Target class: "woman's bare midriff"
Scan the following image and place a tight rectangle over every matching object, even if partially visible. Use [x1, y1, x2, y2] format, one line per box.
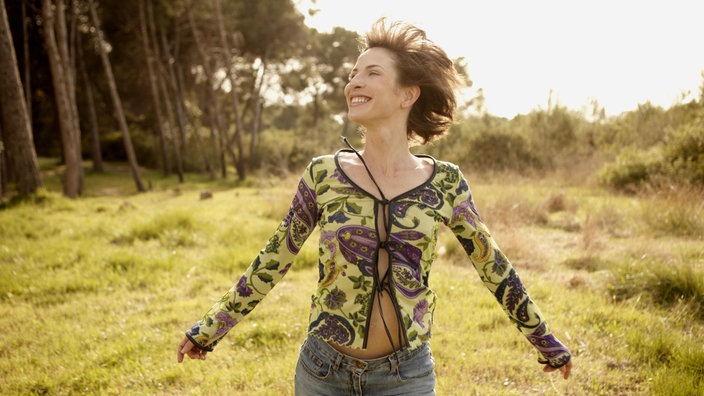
[328, 290, 406, 359]
[328, 230, 406, 360]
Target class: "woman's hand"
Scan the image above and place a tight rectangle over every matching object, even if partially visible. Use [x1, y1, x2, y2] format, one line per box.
[543, 359, 572, 379]
[177, 337, 208, 363]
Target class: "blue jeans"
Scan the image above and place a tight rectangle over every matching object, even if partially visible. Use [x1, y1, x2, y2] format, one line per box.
[294, 335, 436, 396]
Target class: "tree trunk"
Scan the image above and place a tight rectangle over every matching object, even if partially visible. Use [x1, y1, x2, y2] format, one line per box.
[179, 63, 213, 175]
[87, 0, 146, 192]
[249, 53, 267, 169]
[56, 0, 82, 164]
[138, 0, 170, 176]
[21, 0, 31, 123]
[186, 4, 227, 178]
[213, 0, 246, 180]
[76, 33, 103, 172]
[0, 132, 6, 199]
[1, 0, 42, 197]
[147, 0, 183, 182]
[41, 0, 82, 198]
[212, 82, 227, 179]
[201, 85, 219, 180]
[160, 22, 189, 179]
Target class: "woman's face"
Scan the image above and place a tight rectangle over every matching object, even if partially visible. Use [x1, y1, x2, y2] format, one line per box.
[344, 47, 408, 127]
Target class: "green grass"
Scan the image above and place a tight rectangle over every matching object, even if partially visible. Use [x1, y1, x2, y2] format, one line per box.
[1, 164, 703, 395]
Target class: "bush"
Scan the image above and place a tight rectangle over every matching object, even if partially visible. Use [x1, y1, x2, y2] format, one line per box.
[464, 129, 544, 173]
[252, 123, 345, 176]
[662, 118, 704, 185]
[597, 112, 704, 192]
[597, 147, 662, 192]
[100, 128, 160, 168]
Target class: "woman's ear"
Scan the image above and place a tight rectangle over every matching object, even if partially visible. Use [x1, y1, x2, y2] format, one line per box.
[401, 85, 420, 108]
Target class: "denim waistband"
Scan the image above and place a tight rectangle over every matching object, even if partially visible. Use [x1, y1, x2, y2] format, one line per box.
[304, 335, 429, 373]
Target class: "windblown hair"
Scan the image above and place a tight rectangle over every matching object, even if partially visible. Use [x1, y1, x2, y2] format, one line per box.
[362, 18, 463, 144]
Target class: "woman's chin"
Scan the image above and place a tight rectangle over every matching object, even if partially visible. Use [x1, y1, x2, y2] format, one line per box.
[347, 112, 367, 125]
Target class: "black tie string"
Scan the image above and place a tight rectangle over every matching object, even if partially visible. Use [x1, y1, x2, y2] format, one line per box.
[340, 136, 403, 361]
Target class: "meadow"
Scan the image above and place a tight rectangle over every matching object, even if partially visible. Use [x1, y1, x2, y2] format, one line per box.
[1, 161, 703, 395]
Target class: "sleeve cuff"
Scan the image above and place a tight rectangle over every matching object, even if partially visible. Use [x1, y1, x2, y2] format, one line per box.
[538, 353, 571, 369]
[185, 332, 216, 352]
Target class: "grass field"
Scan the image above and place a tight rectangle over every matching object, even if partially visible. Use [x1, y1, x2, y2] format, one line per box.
[1, 162, 703, 395]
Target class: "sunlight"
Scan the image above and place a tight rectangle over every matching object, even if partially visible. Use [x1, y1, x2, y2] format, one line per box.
[297, 0, 704, 118]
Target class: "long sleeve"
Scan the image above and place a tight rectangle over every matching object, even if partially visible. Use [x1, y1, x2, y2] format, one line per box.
[185, 162, 320, 351]
[446, 167, 571, 368]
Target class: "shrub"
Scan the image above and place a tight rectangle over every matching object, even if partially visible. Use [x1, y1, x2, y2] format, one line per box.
[463, 129, 544, 174]
[597, 112, 704, 192]
[252, 125, 343, 177]
[597, 147, 663, 192]
[661, 118, 704, 185]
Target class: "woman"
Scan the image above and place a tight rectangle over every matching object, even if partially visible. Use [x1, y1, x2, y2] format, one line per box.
[177, 18, 572, 395]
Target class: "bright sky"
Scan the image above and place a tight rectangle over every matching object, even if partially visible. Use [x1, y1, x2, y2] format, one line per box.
[296, 0, 704, 118]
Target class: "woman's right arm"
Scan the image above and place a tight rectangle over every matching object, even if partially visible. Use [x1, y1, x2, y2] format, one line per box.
[178, 160, 322, 356]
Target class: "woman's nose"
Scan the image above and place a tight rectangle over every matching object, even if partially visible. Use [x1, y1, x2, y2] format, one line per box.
[348, 74, 364, 87]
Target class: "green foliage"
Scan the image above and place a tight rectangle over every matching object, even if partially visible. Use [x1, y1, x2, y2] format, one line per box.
[9, 0, 703, 188]
[464, 129, 545, 173]
[597, 111, 704, 192]
[661, 115, 704, 185]
[423, 99, 700, 186]
[421, 105, 602, 176]
[252, 124, 343, 176]
[528, 106, 578, 156]
[421, 117, 545, 174]
[597, 146, 663, 192]
[100, 129, 160, 168]
[233, 0, 308, 59]
[595, 102, 670, 152]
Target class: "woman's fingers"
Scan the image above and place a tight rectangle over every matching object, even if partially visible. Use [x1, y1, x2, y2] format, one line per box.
[177, 337, 191, 363]
[543, 360, 572, 379]
[177, 338, 207, 362]
[560, 360, 572, 379]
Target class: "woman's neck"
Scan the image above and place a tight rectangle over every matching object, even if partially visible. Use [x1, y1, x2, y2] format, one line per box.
[360, 128, 418, 176]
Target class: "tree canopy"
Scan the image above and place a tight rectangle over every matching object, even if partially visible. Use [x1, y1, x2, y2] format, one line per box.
[1, 0, 703, 199]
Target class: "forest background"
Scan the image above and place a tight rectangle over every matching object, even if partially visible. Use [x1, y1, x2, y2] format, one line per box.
[1, 0, 703, 395]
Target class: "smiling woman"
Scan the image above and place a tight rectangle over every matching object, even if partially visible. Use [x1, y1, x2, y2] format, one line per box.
[178, 17, 571, 395]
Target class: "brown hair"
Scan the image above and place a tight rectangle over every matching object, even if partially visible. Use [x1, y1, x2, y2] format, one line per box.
[362, 18, 463, 144]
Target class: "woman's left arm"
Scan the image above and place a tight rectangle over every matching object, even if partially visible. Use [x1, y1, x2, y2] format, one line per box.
[445, 166, 572, 372]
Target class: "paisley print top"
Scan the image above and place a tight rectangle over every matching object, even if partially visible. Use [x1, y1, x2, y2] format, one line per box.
[185, 150, 571, 368]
